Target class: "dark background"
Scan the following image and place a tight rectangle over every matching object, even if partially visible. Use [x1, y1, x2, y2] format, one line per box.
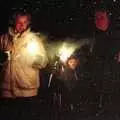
[0, 0, 118, 38]
[1, 1, 120, 120]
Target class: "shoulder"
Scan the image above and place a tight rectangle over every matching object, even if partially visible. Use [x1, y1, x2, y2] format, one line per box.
[26, 30, 45, 38]
[30, 32, 47, 43]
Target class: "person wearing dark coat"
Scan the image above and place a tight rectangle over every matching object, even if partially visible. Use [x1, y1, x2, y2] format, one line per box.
[92, 8, 115, 115]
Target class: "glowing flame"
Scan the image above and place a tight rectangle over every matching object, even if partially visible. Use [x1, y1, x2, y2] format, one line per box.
[58, 43, 76, 63]
[26, 40, 40, 56]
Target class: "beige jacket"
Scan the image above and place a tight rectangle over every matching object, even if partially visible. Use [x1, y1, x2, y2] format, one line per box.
[0, 28, 48, 98]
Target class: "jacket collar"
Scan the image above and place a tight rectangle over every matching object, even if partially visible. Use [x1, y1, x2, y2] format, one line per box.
[9, 27, 31, 38]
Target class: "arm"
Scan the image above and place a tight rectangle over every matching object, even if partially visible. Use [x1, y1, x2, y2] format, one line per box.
[32, 34, 48, 69]
[0, 34, 9, 65]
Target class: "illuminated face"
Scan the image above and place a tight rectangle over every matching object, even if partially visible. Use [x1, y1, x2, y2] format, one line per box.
[95, 11, 109, 31]
[15, 15, 29, 33]
[67, 58, 79, 70]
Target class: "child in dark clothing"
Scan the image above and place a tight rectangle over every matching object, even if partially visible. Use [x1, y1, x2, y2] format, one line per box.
[60, 55, 79, 90]
[59, 55, 80, 111]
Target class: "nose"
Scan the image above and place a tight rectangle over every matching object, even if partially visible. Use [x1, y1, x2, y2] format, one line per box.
[20, 24, 24, 27]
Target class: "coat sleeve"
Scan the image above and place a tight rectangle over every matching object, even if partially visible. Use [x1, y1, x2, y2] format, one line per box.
[32, 34, 48, 69]
[0, 34, 4, 50]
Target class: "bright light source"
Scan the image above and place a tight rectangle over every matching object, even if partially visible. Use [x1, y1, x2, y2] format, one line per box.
[26, 40, 40, 56]
[58, 43, 76, 63]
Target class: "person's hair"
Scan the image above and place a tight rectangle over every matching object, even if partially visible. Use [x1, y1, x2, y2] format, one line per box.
[9, 11, 31, 27]
[66, 55, 79, 65]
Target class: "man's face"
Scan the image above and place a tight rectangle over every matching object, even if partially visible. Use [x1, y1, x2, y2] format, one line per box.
[15, 15, 29, 33]
[95, 11, 109, 31]
[67, 58, 79, 70]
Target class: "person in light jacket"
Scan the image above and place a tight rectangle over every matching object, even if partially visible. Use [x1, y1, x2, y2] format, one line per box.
[0, 11, 48, 98]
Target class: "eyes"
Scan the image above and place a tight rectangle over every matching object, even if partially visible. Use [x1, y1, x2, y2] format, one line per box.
[16, 16, 29, 26]
[96, 16, 106, 20]
[16, 20, 28, 26]
[95, 12, 108, 21]
[68, 60, 78, 65]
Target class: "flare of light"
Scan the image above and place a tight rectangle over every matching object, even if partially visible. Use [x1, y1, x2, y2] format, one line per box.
[58, 43, 77, 63]
[26, 40, 40, 56]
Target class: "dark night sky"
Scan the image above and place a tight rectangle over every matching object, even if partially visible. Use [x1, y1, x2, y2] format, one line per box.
[0, 0, 119, 38]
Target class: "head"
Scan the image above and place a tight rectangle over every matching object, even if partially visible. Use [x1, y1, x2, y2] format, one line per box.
[10, 11, 31, 33]
[66, 56, 79, 70]
[95, 10, 110, 31]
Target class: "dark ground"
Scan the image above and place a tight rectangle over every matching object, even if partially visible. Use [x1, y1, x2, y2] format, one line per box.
[0, 0, 120, 120]
[0, 89, 120, 120]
